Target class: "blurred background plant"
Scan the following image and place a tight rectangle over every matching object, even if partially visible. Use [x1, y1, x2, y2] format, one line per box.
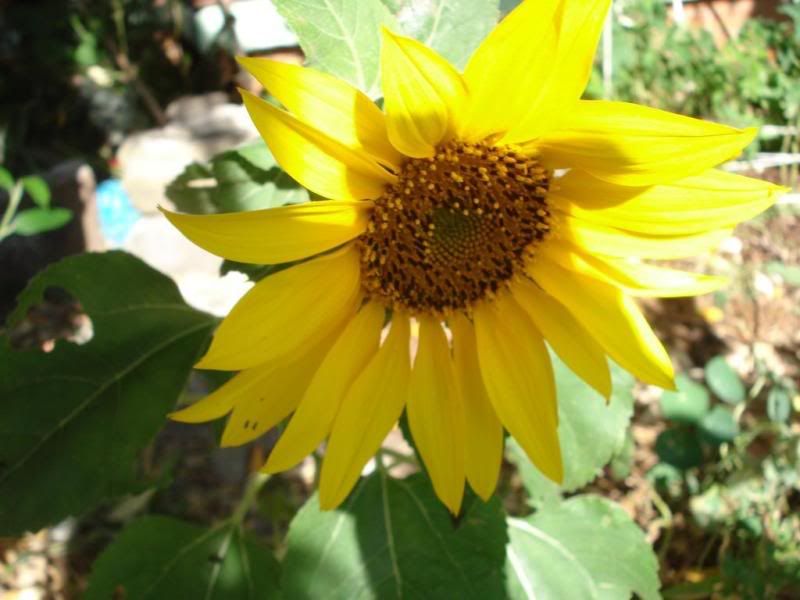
[1, 1, 799, 598]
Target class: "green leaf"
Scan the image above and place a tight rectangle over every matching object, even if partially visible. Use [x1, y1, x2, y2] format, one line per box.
[167, 146, 308, 215]
[0, 252, 216, 535]
[506, 495, 660, 600]
[705, 356, 746, 405]
[766, 386, 792, 423]
[385, 0, 499, 69]
[0, 166, 13, 191]
[655, 428, 704, 470]
[281, 472, 507, 599]
[13, 207, 73, 235]
[506, 355, 635, 506]
[21, 175, 51, 208]
[84, 516, 280, 599]
[660, 374, 710, 424]
[765, 261, 800, 287]
[699, 405, 739, 444]
[273, 0, 393, 97]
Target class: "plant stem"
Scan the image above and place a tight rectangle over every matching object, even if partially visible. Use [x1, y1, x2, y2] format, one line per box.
[230, 472, 270, 526]
[0, 181, 24, 242]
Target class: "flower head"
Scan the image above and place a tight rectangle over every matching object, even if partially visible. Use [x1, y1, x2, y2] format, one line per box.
[164, 0, 783, 513]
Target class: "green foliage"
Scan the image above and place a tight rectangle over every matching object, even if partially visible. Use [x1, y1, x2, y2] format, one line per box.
[166, 142, 309, 215]
[21, 175, 51, 208]
[12, 207, 73, 236]
[273, 0, 500, 97]
[383, 0, 499, 69]
[85, 516, 281, 600]
[0, 167, 14, 191]
[506, 496, 660, 600]
[0, 252, 215, 535]
[590, 0, 800, 138]
[654, 352, 800, 597]
[705, 356, 746, 405]
[273, 0, 394, 97]
[0, 172, 73, 241]
[660, 374, 710, 424]
[282, 471, 508, 599]
[505, 355, 635, 507]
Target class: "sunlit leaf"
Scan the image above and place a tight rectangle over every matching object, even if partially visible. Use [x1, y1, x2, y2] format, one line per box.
[383, 0, 499, 69]
[282, 472, 507, 599]
[166, 144, 308, 215]
[699, 405, 739, 444]
[13, 207, 72, 235]
[272, 0, 393, 97]
[21, 175, 50, 208]
[705, 356, 746, 405]
[660, 374, 710, 424]
[0, 252, 216, 535]
[84, 516, 280, 599]
[505, 495, 660, 600]
[506, 354, 635, 506]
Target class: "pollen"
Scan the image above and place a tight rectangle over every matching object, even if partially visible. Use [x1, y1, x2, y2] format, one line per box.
[357, 141, 551, 315]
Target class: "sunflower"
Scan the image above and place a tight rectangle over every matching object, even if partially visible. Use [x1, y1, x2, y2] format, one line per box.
[163, 0, 783, 513]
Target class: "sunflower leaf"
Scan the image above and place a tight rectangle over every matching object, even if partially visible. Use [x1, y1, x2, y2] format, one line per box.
[0, 251, 216, 535]
[281, 471, 508, 598]
[506, 495, 660, 600]
[84, 516, 281, 600]
[383, 0, 500, 69]
[272, 0, 394, 98]
[166, 143, 308, 215]
[506, 355, 635, 505]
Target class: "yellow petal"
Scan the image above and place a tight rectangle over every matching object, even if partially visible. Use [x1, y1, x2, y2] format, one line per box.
[552, 169, 783, 235]
[542, 242, 727, 298]
[461, 0, 561, 141]
[513, 279, 611, 399]
[241, 89, 394, 200]
[220, 336, 337, 447]
[538, 101, 756, 186]
[237, 57, 402, 169]
[197, 245, 361, 371]
[529, 257, 675, 389]
[264, 302, 385, 473]
[319, 315, 411, 510]
[557, 212, 732, 259]
[473, 293, 563, 483]
[380, 28, 467, 157]
[160, 200, 371, 264]
[406, 316, 466, 514]
[450, 314, 503, 501]
[504, 0, 612, 143]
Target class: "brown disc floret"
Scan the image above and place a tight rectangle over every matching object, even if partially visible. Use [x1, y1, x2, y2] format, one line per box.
[358, 141, 552, 315]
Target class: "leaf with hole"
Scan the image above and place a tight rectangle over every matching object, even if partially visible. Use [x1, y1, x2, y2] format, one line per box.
[705, 356, 746, 405]
[505, 495, 660, 600]
[84, 516, 280, 600]
[281, 472, 507, 599]
[0, 251, 216, 535]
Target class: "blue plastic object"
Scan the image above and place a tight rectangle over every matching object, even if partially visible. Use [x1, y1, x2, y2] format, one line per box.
[96, 179, 140, 245]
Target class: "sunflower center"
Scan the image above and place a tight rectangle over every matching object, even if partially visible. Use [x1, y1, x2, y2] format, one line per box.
[358, 141, 551, 314]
